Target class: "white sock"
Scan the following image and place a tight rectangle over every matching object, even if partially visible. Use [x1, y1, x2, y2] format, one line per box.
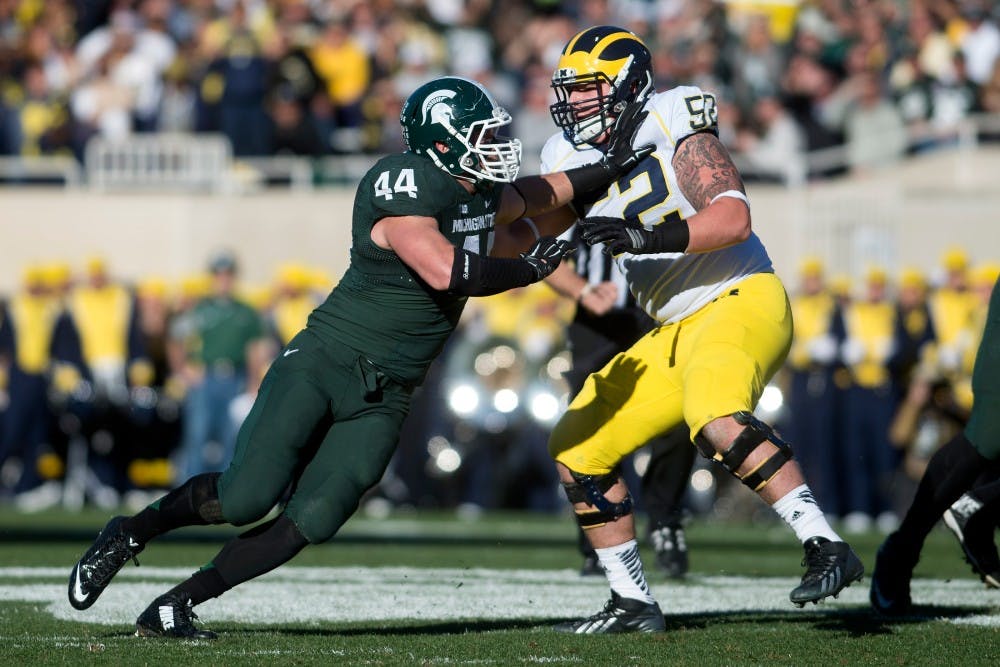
[595, 539, 655, 604]
[771, 484, 842, 544]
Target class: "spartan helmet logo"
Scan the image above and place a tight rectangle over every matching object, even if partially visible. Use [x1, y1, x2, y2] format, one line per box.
[421, 89, 458, 126]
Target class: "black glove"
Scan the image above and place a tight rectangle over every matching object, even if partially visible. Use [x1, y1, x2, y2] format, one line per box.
[520, 236, 576, 280]
[598, 102, 655, 179]
[578, 216, 690, 256]
[563, 102, 655, 196]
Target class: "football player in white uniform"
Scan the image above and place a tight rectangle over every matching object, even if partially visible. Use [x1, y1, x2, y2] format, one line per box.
[534, 26, 865, 633]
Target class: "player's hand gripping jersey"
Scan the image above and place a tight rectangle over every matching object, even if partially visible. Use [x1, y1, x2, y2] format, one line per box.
[541, 86, 773, 325]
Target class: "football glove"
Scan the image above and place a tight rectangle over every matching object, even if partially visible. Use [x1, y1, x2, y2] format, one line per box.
[598, 102, 655, 179]
[563, 102, 655, 196]
[578, 216, 690, 256]
[520, 236, 575, 280]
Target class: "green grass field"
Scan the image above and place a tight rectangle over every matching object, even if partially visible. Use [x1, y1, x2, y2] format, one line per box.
[1, 507, 997, 665]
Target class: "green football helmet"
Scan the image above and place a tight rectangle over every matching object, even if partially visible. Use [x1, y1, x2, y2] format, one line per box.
[400, 76, 521, 184]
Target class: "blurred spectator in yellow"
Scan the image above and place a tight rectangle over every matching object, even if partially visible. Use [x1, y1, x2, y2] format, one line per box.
[135, 277, 173, 387]
[840, 266, 900, 533]
[783, 256, 845, 516]
[69, 256, 150, 400]
[889, 267, 936, 401]
[930, 246, 976, 377]
[3, 61, 72, 157]
[0, 265, 63, 507]
[309, 18, 370, 154]
[268, 263, 316, 346]
[64, 255, 152, 500]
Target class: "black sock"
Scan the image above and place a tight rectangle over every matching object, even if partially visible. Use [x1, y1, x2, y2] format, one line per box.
[122, 473, 224, 544]
[171, 514, 310, 606]
[894, 433, 993, 562]
[643, 428, 695, 530]
[168, 567, 229, 606]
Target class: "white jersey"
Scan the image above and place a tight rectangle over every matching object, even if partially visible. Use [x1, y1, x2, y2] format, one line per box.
[540, 85, 774, 325]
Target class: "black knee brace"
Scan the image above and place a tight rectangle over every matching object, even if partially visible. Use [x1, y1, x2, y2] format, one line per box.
[188, 472, 225, 523]
[695, 411, 793, 492]
[562, 469, 634, 528]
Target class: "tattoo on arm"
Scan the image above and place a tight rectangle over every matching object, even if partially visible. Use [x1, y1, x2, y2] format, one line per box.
[673, 132, 745, 209]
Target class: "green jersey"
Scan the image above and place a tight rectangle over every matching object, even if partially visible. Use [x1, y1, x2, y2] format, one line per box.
[188, 296, 263, 369]
[308, 153, 503, 386]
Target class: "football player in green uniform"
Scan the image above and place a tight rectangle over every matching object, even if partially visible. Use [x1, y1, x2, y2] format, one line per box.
[871, 275, 1000, 614]
[67, 76, 652, 638]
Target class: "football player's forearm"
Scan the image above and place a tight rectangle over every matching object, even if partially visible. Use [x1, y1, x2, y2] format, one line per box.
[448, 247, 537, 296]
[509, 172, 575, 219]
[543, 260, 586, 301]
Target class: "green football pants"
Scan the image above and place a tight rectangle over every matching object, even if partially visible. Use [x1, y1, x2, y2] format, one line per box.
[965, 276, 1000, 460]
[216, 329, 411, 543]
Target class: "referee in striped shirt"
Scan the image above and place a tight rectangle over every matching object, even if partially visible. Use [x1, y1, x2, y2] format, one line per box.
[544, 225, 696, 578]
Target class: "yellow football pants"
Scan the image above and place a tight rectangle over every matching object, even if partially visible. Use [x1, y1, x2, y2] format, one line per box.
[549, 272, 792, 475]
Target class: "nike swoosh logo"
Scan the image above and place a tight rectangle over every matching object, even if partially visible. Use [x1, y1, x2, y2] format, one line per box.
[71, 564, 89, 604]
[283, 348, 299, 358]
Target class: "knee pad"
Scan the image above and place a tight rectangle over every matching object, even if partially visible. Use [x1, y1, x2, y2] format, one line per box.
[190, 472, 224, 523]
[694, 411, 793, 492]
[561, 469, 633, 528]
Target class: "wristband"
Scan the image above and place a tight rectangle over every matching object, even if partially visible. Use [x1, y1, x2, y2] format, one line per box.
[564, 163, 612, 197]
[448, 247, 536, 297]
[650, 219, 690, 254]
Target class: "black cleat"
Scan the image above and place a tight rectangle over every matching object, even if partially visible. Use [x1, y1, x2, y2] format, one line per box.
[943, 495, 1000, 589]
[869, 536, 913, 616]
[68, 516, 143, 610]
[650, 525, 688, 579]
[579, 554, 604, 577]
[790, 536, 864, 607]
[554, 591, 665, 634]
[135, 592, 218, 639]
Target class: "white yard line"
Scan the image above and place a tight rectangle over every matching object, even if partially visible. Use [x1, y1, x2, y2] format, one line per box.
[0, 567, 996, 628]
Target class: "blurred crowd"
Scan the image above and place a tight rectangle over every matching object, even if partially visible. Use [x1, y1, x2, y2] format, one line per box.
[0, 0, 998, 176]
[0, 246, 996, 532]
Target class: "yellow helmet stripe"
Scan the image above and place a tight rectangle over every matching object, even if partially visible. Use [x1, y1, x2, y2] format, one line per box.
[557, 29, 647, 80]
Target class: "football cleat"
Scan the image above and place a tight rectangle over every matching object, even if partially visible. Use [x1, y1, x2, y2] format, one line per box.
[135, 592, 218, 639]
[869, 536, 913, 616]
[68, 515, 143, 610]
[943, 495, 1000, 589]
[790, 536, 864, 607]
[650, 525, 688, 579]
[554, 591, 665, 634]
